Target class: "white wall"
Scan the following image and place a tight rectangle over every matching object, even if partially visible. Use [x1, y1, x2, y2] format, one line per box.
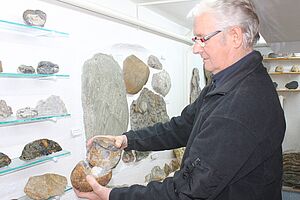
[0, 0, 201, 199]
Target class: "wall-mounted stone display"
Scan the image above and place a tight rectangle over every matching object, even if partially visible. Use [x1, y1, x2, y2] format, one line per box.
[0, 99, 13, 119]
[35, 95, 67, 116]
[151, 70, 171, 97]
[123, 55, 150, 94]
[17, 65, 35, 74]
[23, 9, 47, 27]
[24, 173, 67, 200]
[37, 61, 59, 74]
[87, 137, 121, 170]
[190, 68, 201, 103]
[147, 55, 162, 70]
[122, 150, 135, 163]
[275, 66, 284, 72]
[0, 60, 2, 72]
[283, 152, 300, 188]
[16, 107, 38, 119]
[145, 166, 166, 183]
[71, 161, 112, 192]
[81, 53, 128, 140]
[285, 81, 298, 89]
[19, 139, 62, 160]
[291, 65, 300, 72]
[0, 152, 11, 168]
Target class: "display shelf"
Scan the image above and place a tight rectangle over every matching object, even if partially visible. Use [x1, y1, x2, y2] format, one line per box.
[269, 72, 300, 75]
[0, 19, 69, 37]
[18, 186, 73, 200]
[0, 150, 71, 176]
[277, 89, 300, 92]
[0, 114, 71, 127]
[263, 57, 300, 61]
[0, 72, 70, 79]
[282, 186, 300, 193]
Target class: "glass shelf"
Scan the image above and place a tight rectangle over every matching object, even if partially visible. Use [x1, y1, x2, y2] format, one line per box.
[0, 114, 71, 127]
[263, 57, 300, 61]
[0, 150, 71, 176]
[0, 19, 69, 37]
[269, 72, 300, 75]
[0, 72, 70, 79]
[18, 186, 73, 200]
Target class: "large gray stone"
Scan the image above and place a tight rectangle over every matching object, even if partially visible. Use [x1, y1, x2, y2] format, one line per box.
[151, 70, 171, 97]
[190, 68, 201, 103]
[123, 55, 150, 94]
[24, 173, 67, 200]
[37, 61, 59, 74]
[35, 95, 67, 116]
[0, 100, 13, 119]
[82, 53, 129, 140]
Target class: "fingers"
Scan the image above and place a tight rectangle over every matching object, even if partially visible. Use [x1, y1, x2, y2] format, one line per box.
[73, 188, 99, 199]
[86, 175, 103, 195]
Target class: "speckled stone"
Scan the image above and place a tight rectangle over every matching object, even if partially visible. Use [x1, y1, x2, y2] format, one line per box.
[0, 99, 13, 119]
[285, 81, 298, 89]
[23, 10, 47, 27]
[291, 65, 300, 72]
[17, 65, 35, 74]
[151, 70, 171, 97]
[173, 147, 185, 166]
[71, 161, 112, 192]
[35, 95, 67, 116]
[147, 55, 162, 70]
[19, 139, 62, 160]
[122, 150, 135, 163]
[24, 173, 67, 200]
[16, 107, 38, 119]
[145, 166, 166, 182]
[190, 68, 201, 103]
[0, 152, 11, 168]
[37, 61, 59, 74]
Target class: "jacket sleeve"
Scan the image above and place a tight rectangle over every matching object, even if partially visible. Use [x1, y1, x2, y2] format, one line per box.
[111, 116, 259, 200]
[124, 96, 200, 151]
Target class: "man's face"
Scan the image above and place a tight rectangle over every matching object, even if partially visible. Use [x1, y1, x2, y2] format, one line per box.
[193, 12, 232, 74]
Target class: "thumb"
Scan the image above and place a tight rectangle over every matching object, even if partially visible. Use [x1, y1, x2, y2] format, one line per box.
[86, 175, 102, 192]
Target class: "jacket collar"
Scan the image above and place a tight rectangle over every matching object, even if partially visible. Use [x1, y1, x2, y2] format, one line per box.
[206, 50, 263, 97]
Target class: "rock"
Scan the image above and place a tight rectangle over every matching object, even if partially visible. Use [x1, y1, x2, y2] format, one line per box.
[81, 53, 128, 140]
[20, 139, 62, 160]
[283, 152, 300, 188]
[24, 173, 67, 200]
[147, 55, 162, 70]
[37, 61, 59, 74]
[190, 68, 201, 103]
[23, 9, 46, 27]
[169, 159, 180, 172]
[164, 163, 172, 176]
[273, 82, 278, 89]
[35, 95, 67, 116]
[275, 66, 284, 72]
[291, 65, 300, 72]
[0, 152, 11, 168]
[87, 137, 121, 170]
[16, 107, 38, 119]
[123, 55, 150, 94]
[0, 60, 2, 72]
[173, 147, 185, 166]
[17, 65, 35, 74]
[151, 70, 171, 97]
[122, 150, 135, 163]
[71, 161, 112, 192]
[285, 81, 298, 89]
[134, 151, 150, 162]
[145, 166, 166, 182]
[0, 99, 13, 119]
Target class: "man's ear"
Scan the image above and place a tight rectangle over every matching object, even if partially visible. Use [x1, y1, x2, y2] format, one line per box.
[230, 26, 243, 48]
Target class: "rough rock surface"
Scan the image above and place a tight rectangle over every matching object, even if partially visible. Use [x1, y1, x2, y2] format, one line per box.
[145, 166, 166, 182]
[122, 150, 135, 163]
[283, 152, 300, 188]
[151, 70, 171, 97]
[17, 65, 35, 74]
[0, 100, 13, 119]
[291, 65, 300, 72]
[123, 55, 150, 94]
[23, 9, 47, 27]
[173, 147, 185, 166]
[37, 61, 59, 74]
[35, 95, 67, 116]
[81, 53, 128, 140]
[0, 152, 11, 168]
[285, 81, 298, 89]
[71, 161, 112, 192]
[20, 139, 62, 160]
[190, 68, 201, 103]
[87, 137, 121, 170]
[147, 55, 162, 70]
[16, 107, 38, 119]
[275, 66, 284, 72]
[24, 173, 67, 200]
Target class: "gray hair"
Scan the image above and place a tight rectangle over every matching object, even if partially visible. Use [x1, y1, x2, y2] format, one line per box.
[188, 0, 260, 48]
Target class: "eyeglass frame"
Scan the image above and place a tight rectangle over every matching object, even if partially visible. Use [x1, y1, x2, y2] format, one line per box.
[192, 30, 222, 47]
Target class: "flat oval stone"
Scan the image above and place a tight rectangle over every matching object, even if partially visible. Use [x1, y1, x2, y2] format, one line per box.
[285, 81, 298, 89]
[70, 161, 112, 192]
[24, 173, 67, 200]
[20, 139, 62, 160]
[17, 65, 35, 74]
[23, 9, 47, 27]
[37, 61, 59, 74]
[16, 107, 38, 119]
[87, 137, 121, 169]
[0, 152, 11, 168]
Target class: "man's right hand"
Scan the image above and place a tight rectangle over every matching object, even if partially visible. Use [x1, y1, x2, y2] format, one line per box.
[86, 135, 128, 150]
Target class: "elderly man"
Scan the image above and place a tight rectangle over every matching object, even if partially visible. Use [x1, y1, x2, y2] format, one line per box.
[75, 0, 286, 199]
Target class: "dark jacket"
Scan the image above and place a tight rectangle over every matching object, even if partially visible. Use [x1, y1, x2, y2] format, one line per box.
[110, 51, 286, 200]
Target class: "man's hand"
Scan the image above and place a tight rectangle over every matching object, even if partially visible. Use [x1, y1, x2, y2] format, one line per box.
[74, 175, 112, 200]
[87, 135, 128, 150]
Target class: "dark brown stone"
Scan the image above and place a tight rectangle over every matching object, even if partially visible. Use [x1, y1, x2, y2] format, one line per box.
[0, 152, 11, 168]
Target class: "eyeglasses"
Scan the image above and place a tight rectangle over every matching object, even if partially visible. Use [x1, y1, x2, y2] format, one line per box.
[192, 30, 222, 47]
